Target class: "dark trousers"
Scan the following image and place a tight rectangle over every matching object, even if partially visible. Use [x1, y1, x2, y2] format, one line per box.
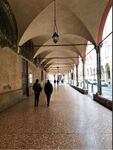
[34, 93, 40, 106]
[46, 93, 51, 106]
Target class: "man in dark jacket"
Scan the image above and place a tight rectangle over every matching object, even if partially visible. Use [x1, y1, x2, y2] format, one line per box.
[44, 80, 53, 107]
[33, 79, 42, 106]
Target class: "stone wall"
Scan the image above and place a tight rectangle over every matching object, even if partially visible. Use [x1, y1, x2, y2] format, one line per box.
[0, 89, 23, 112]
[93, 94, 112, 110]
[0, 47, 22, 93]
[0, 47, 45, 112]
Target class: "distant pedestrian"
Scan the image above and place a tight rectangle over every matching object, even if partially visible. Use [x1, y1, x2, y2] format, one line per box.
[44, 80, 53, 107]
[54, 79, 56, 84]
[57, 80, 59, 84]
[33, 79, 42, 106]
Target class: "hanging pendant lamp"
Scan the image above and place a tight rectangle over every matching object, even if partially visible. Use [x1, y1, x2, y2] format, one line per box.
[52, 0, 59, 44]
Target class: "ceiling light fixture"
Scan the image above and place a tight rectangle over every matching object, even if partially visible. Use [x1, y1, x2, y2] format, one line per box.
[52, 0, 59, 44]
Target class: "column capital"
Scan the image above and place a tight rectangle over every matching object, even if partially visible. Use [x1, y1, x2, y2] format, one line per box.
[94, 44, 102, 52]
[81, 57, 86, 63]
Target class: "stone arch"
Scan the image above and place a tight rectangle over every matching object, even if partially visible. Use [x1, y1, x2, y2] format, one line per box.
[97, 0, 112, 43]
[105, 63, 110, 81]
[101, 66, 104, 80]
[0, 0, 18, 49]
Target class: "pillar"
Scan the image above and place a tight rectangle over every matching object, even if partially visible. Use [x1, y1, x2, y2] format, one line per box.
[95, 44, 102, 95]
[71, 69, 74, 85]
[76, 64, 79, 86]
[68, 71, 70, 84]
[82, 58, 85, 89]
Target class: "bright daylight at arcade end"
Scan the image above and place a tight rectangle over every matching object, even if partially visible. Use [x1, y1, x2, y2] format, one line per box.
[0, 0, 112, 149]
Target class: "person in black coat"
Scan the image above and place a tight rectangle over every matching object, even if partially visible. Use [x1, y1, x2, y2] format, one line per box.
[44, 80, 53, 107]
[33, 79, 42, 106]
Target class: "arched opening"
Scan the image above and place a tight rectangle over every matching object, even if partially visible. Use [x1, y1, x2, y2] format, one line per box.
[101, 66, 104, 80]
[105, 63, 110, 81]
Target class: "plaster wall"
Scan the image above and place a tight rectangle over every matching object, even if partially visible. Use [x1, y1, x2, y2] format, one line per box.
[0, 47, 43, 112]
[0, 47, 22, 93]
[28, 62, 41, 95]
[0, 47, 22, 111]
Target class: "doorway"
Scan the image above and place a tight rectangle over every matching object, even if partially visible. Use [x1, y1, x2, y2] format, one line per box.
[22, 59, 29, 96]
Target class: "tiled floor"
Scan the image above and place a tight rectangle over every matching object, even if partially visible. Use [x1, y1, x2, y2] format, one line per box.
[0, 83, 112, 149]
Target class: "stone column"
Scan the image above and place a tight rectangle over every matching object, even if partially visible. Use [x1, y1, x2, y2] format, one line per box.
[95, 44, 102, 95]
[68, 71, 70, 84]
[71, 68, 74, 85]
[76, 64, 79, 86]
[54, 74, 55, 80]
[82, 58, 85, 89]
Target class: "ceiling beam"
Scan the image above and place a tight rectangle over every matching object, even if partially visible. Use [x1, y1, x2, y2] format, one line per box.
[20, 43, 93, 48]
[37, 56, 79, 59]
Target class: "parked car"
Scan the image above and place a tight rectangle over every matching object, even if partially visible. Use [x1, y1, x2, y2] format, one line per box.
[101, 80, 108, 87]
[88, 79, 97, 85]
[87, 79, 92, 84]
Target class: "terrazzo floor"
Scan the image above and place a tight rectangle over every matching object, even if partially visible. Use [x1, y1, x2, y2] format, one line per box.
[0, 83, 112, 149]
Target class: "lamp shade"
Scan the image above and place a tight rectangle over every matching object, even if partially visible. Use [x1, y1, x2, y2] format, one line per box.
[52, 32, 59, 43]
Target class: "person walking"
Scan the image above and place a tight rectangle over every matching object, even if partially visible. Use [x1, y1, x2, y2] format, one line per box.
[33, 79, 42, 106]
[44, 80, 53, 107]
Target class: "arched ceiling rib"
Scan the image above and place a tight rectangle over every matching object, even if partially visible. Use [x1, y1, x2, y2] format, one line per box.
[16, 0, 109, 46]
[33, 35, 86, 59]
[61, 0, 109, 42]
[45, 61, 72, 74]
[19, 1, 95, 46]
[7, 0, 53, 40]
[35, 47, 80, 70]
[7, 0, 110, 74]
[40, 50, 78, 72]
[40, 49, 78, 66]
[35, 47, 80, 59]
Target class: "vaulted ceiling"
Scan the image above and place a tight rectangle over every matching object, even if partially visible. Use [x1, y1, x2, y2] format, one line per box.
[7, 0, 111, 74]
